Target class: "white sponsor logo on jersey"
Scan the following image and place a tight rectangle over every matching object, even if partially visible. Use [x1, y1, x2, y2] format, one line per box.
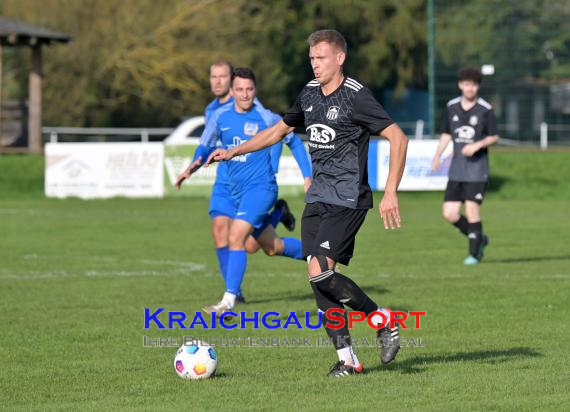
[307, 123, 336, 144]
[469, 115, 478, 126]
[243, 122, 259, 136]
[305, 105, 313, 112]
[228, 136, 250, 162]
[454, 125, 476, 142]
[326, 106, 340, 120]
[452, 115, 459, 122]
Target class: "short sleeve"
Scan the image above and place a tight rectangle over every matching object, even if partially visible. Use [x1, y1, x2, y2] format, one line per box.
[281, 110, 295, 144]
[257, 106, 291, 143]
[351, 87, 394, 134]
[484, 109, 497, 136]
[282, 94, 305, 128]
[441, 109, 450, 134]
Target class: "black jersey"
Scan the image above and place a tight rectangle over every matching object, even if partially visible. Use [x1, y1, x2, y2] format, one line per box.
[443, 97, 497, 182]
[283, 76, 393, 209]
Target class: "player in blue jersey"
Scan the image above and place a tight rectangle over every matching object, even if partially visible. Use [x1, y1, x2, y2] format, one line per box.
[243, 131, 313, 254]
[176, 60, 310, 303]
[178, 67, 311, 316]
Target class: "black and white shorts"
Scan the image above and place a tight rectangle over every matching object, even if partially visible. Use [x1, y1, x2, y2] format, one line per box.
[301, 202, 368, 266]
[444, 180, 487, 204]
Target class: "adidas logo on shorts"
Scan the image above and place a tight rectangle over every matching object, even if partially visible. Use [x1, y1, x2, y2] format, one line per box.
[320, 241, 330, 250]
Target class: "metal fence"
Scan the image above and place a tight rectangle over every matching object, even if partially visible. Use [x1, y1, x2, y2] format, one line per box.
[43, 127, 175, 143]
[43, 122, 429, 144]
[430, 0, 570, 145]
[42, 120, 565, 149]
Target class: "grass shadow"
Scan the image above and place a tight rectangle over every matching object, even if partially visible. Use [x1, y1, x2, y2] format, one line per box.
[368, 347, 542, 375]
[248, 293, 315, 305]
[486, 255, 570, 264]
[250, 286, 391, 305]
[487, 174, 509, 192]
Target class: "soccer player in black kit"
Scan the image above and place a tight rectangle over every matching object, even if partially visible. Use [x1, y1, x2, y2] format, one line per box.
[432, 67, 499, 265]
[207, 29, 408, 377]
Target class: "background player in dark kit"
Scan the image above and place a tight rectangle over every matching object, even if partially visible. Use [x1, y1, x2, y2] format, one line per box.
[432, 67, 499, 265]
[206, 29, 409, 377]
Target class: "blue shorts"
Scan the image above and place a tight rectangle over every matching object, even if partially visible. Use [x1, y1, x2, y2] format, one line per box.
[208, 180, 237, 219]
[234, 184, 277, 238]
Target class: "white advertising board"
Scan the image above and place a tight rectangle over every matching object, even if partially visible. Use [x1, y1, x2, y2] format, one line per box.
[376, 140, 453, 191]
[163, 143, 306, 195]
[45, 143, 164, 199]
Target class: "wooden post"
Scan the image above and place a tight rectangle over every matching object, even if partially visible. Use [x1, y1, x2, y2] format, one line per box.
[28, 44, 43, 154]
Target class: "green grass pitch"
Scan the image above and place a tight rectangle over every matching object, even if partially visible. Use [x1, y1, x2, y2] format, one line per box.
[1, 151, 569, 410]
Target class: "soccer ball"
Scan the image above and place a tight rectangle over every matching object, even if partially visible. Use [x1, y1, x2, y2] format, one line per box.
[174, 341, 217, 380]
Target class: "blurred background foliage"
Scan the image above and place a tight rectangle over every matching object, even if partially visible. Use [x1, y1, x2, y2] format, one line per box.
[434, 0, 570, 142]
[1, 0, 568, 130]
[0, 0, 426, 127]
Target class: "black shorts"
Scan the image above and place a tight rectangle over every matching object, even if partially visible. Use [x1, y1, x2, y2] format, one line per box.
[444, 181, 487, 204]
[301, 202, 368, 266]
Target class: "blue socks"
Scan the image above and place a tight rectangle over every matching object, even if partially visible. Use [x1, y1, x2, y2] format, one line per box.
[225, 250, 248, 295]
[269, 207, 283, 228]
[215, 246, 229, 282]
[219, 238, 300, 297]
[281, 237, 303, 260]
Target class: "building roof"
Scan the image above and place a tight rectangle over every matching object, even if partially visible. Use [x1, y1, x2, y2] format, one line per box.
[0, 16, 71, 46]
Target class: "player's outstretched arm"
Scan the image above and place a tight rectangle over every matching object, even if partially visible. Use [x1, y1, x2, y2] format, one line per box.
[175, 156, 202, 190]
[432, 133, 452, 170]
[378, 123, 408, 229]
[205, 120, 294, 165]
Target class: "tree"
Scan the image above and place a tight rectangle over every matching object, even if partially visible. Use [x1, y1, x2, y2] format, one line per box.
[1, 0, 428, 126]
[436, 0, 570, 81]
[279, 0, 427, 101]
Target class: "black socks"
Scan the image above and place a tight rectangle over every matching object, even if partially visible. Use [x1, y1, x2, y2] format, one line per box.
[310, 270, 379, 349]
[452, 215, 469, 236]
[453, 216, 484, 258]
[468, 221, 483, 257]
[310, 282, 350, 349]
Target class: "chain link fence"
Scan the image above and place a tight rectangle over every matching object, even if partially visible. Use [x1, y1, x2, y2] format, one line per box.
[432, 0, 570, 146]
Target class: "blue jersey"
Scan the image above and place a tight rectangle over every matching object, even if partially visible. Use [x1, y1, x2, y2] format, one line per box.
[202, 97, 234, 185]
[197, 97, 269, 185]
[205, 96, 234, 122]
[201, 103, 289, 196]
[269, 133, 310, 177]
